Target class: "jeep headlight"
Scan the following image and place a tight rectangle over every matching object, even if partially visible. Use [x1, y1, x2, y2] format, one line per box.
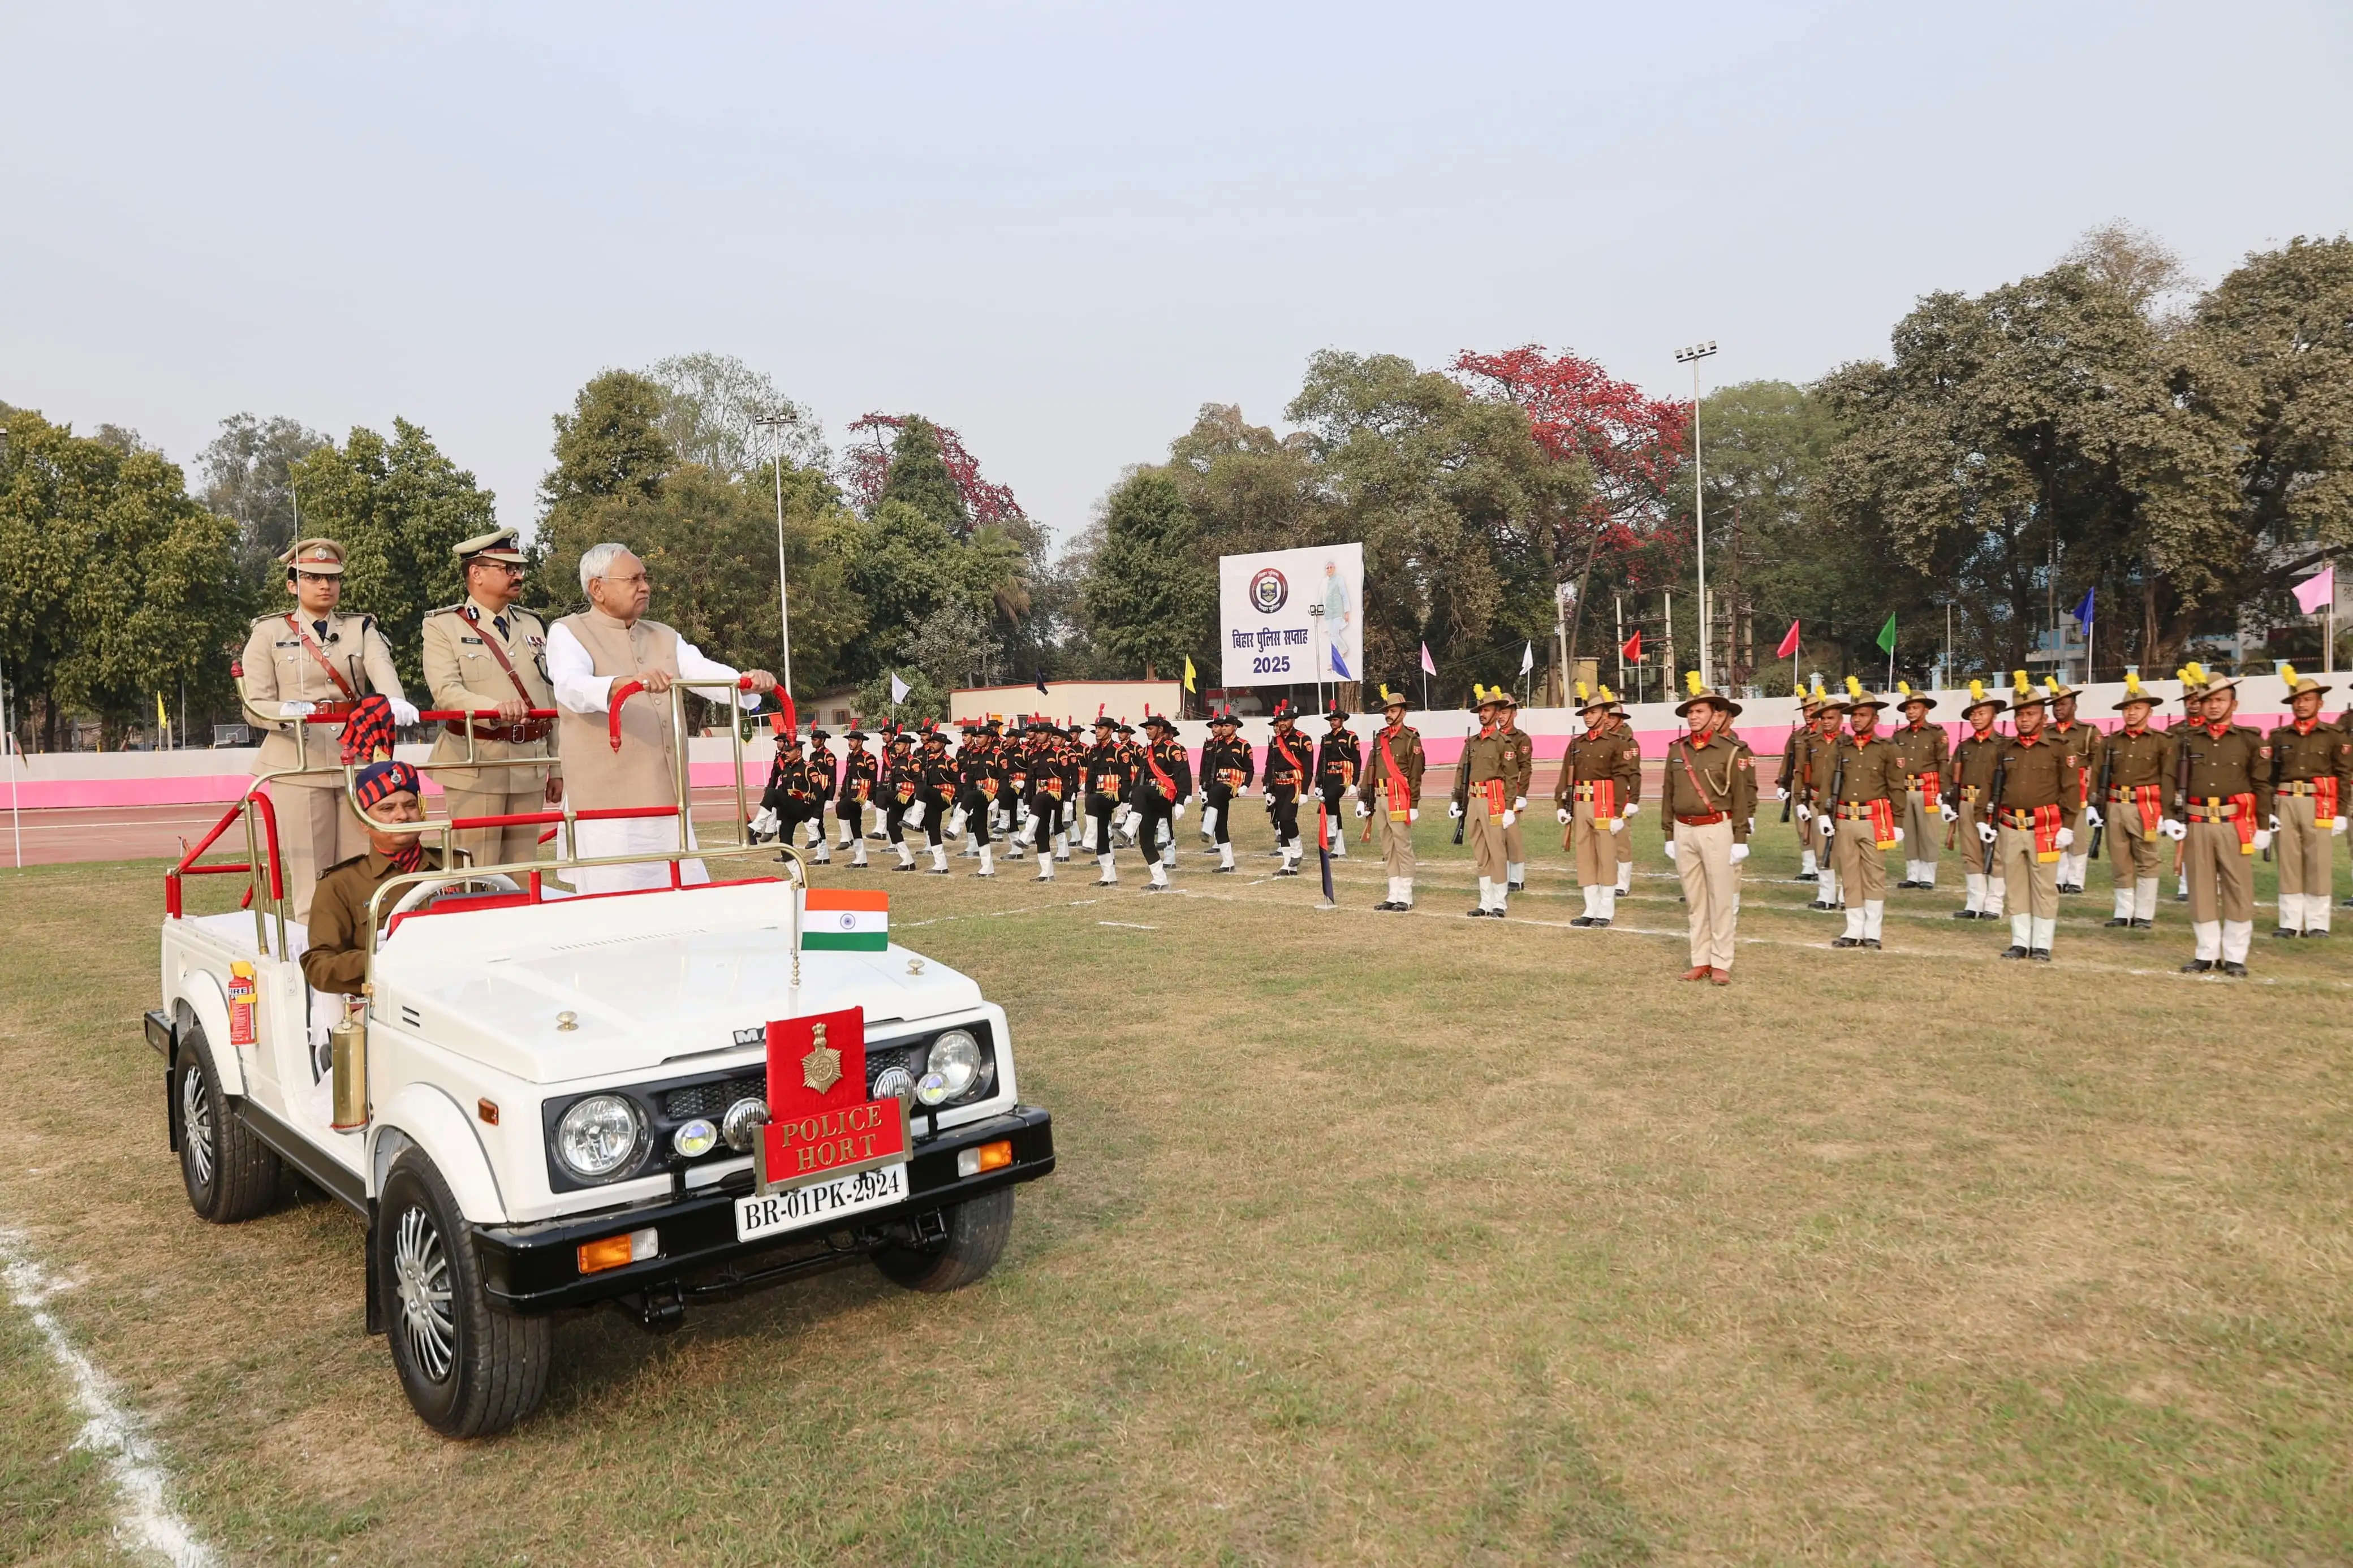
[556, 1094, 644, 1179]
[924, 1030, 987, 1103]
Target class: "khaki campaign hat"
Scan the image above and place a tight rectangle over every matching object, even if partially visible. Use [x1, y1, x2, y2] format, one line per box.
[281, 538, 347, 576]
[2039, 675, 2078, 702]
[2182, 660, 2236, 697]
[1959, 679, 2007, 719]
[2113, 672, 2160, 712]
[1895, 680, 1936, 712]
[1473, 683, 1508, 711]
[454, 526, 528, 566]
[2278, 661, 2331, 701]
[2006, 669, 2048, 712]
[1674, 671, 1743, 719]
[1841, 676, 1890, 714]
[1572, 681, 1610, 715]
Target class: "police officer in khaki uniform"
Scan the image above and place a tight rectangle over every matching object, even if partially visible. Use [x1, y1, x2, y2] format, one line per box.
[2265, 664, 2350, 937]
[1943, 681, 2008, 922]
[1980, 675, 2074, 961]
[1605, 693, 1637, 897]
[2174, 665, 2272, 974]
[1553, 684, 1639, 927]
[1819, 679, 1906, 950]
[1452, 686, 1515, 917]
[237, 538, 416, 921]
[1495, 692, 1536, 890]
[2046, 680, 2104, 893]
[2098, 673, 2177, 929]
[1795, 691, 1848, 909]
[1775, 685, 1828, 884]
[420, 528, 558, 870]
[1887, 683, 1950, 889]
[1356, 685, 1424, 911]
[1661, 673, 1755, 983]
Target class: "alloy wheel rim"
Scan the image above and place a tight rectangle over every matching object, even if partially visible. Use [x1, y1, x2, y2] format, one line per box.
[392, 1205, 456, 1384]
[181, 1066, 214, 1189]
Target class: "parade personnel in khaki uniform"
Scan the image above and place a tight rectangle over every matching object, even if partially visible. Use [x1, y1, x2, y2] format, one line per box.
[2099, 673, 2178, 929]
[2169, 667, 2207, 901]
[1605, 694, 1636, 897]
[2174, 664, 2272, 974]
[1199, 711, 1254, 873]
[1553, 684, 1640, 927]
[1662, 673, 1755, 983]
[1943, 681, 2008, 922]
[299, 759, 443, 996]
[2046, 680, 2104, 894]
[1315, 706, 1362, 861]
[1820, 677, 1906, 950]
[2266, 664, 2348, 938]
[1795, 689, 1848, 909]
[545, 543, 774, 895]
[1887, 683, 1951, 889]
[238, 538, 418, 921]
[1453, 685, 1515, 917]
[1488, 694, 1535, 892]
[420, 528, 558, 871]
[1980, 675, 2073, 961]
[1777, 683, 1829, 884]
[1356, 685, 1424, 911]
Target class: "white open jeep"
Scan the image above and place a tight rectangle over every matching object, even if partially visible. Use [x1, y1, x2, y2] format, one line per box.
[146, 685, 1054, 1436]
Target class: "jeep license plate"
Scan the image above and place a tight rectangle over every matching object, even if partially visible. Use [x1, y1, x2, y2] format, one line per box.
[734, 1159, 908, 1243]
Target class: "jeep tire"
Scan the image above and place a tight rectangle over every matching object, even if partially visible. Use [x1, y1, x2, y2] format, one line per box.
[874, 1187, 1015, 1293]
[175, 1025, 281, 1223]
[377, 1151, 551, 1438]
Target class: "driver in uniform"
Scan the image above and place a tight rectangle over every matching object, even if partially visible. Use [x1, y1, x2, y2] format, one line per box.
[300, 758, 445, 996]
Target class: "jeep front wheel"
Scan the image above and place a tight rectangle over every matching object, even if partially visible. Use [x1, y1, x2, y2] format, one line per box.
[376, 1151, 550, 1437]
[874, 1187, 1015, 1293]
[175, 1026, 281, 1223]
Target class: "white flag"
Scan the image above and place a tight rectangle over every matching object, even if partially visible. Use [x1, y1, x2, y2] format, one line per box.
[1519, 641, 1535, 675]
[889, 672, 910, 705]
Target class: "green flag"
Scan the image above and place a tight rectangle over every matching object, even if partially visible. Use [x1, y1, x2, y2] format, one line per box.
[1874, 612, 1898, 655]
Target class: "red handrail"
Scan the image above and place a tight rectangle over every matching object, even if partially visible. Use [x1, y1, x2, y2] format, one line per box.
[165, 792, 283, 918]
[449, 805, 678, 830]
[300, 708, 558, 724]
[607, 681, 647, 750]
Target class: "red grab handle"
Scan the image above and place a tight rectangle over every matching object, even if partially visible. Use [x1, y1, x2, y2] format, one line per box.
[608, 679, 647, 751]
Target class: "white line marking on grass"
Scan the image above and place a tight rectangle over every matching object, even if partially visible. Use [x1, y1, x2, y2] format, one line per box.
[1097, 921, 1159, 930]
[0, 1226, 216, 1567]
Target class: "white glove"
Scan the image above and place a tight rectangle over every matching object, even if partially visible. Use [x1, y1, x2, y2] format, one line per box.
[1408, 808, 1419, 823]
[1893, 827, 1905, 844]
[2159, 818, 2184, 841]
[1354, 800, 1370, 818]
[749, 806, 779, 839]
[1555, 807, 1571, 826]
[905, 800, 926, 828]
[1774, 787, 1789, 802]
[2055, 827, 2074, 849]
[2254, 828, 2273, 853]
[2269, 813, 2281, 832]
[1795, 803, 1812, 823]
[1938, 802, 1958, 823]
[389, 697, 420, 727]
[1610, 815, 1627, 835]
[1499, 809, 1517, 829]
[1514, 797, 1527, 811]
[1171, 802, 1186, 822]
[2334, 816, 2348, 837]
[279, 701, 316, 719]
[1623, 802, 1640, 818]
[1977, 822, 1996, 845]
[1819, 814, 1835, 839]
[1663, 840, 1677, 861]
[1448, 802, 1462, 819]
[2084, 806, 2103, 829]
[1729, 843, 1749, 864]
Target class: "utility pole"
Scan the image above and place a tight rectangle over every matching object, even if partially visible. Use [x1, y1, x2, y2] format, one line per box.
[754, 416, 797, 697]
[1675, 340, 1718, 687]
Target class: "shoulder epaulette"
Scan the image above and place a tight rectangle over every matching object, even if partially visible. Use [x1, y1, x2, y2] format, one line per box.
[423, 602, 466, 619]
[251, 610, 287, 628]
[508, 605, 546, 625]
[321, 852, 369, 876]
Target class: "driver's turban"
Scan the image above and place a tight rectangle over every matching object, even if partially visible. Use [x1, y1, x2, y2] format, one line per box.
[354, 759, 421, 811]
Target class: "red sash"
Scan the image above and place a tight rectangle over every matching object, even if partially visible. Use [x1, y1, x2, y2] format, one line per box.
[2130, 783, 2161, 832]
[2031, 802, 2063, 862]
[1477, 778, 1505, 815]
[284, 614, 358, 700]
[1146, 745, 1176, 800]
[1908, 770, 1940, 797]
[1588, 779, 1615, 823]
[2230, 791, 2257, 854]
[2317, 777, 2339, 827]
[1869, 797, 1898, 850]
[1378, 732, 1410, 820]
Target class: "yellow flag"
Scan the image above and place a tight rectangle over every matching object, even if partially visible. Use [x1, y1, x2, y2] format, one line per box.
[156, 692, 168, 740]
[1183, 655, 1196, 693]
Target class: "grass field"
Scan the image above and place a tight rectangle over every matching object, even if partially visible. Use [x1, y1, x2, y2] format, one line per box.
[2, 806, 2350, 1566]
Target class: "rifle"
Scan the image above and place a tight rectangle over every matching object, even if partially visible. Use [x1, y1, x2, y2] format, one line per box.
[1825, 748, 1847, 853]
[2174, 731, 2193, 879]
[1778, 718, 1798, 823]
[1453, 718, 1472, 846]
[1983, 753, 2007, 876]
[2087, 745, 2113, 860]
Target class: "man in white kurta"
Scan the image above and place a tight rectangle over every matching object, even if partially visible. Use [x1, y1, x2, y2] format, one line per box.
[545, 546, 775, 895]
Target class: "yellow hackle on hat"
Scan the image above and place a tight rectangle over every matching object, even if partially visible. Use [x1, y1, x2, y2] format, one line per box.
[2185, 661, 2208, 686]
[2011, 668, 2032, 696]
[1845, 675, 1863, 700]
[1574, 680, 1589, 703]
[1897, 680, 1912, 697]
[1968, 679, 1988, 704]
[2279, 662, 2297, 684]
[1378, 683, 1403, 706]
[2124, 672, 2144, 697]
[1686, 670, 1704, 696]
[1599, 684, 1616, 703]
[2044, 676, 2061, 696]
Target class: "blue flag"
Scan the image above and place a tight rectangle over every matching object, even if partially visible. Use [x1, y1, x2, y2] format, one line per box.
[2070, 588, 2095, 633]
[1329, 642, 1352, 681]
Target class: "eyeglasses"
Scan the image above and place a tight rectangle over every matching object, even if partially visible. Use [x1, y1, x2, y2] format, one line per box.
[295, 571, 339, 584]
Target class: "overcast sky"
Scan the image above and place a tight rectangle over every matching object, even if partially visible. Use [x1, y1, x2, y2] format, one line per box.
[5, 1, 2347, 545]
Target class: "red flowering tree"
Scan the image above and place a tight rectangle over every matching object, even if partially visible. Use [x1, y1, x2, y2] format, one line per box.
[843, 413, 1025, 532]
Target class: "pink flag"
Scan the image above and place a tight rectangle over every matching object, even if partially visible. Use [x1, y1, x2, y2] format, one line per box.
[2292, 565, 2334, 615]
[1419, 642, 1437, 677]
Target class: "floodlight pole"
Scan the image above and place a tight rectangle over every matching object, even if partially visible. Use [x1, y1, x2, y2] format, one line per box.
[755, 416, 795, 698]
[1675, 341, 1718, 689]
[2, 659, 19, 870]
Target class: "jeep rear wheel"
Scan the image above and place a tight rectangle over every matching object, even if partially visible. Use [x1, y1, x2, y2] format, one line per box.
[377, 1151, 550, 1438]
[874, 1187, 1015, 1293]
[176, 1027, 281, 1223]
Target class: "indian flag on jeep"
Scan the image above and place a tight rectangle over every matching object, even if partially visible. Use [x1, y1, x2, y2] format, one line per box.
[801, 887, 888, 952]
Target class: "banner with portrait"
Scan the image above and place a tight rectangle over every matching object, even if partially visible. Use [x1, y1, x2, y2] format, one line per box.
[1219, 543, 1364, 691]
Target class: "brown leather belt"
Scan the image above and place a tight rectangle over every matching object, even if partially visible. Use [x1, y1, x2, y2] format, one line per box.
[1675, 811, 1726, 826]
[445, 718, 553, 745]
[1997, 807, 2047, 830]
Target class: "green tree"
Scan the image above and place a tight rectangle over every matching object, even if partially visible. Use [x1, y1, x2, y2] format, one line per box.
[875, 417, 969, 535]
[199, 413, 329, 593]
[645, 352, 826, 481]
[290, 420, 498, 688]
[1693, 381, 1858, 686]
[540, 370, 674, 520]
[1081, 472, 1216, 679]
[854, 666, 947, 727]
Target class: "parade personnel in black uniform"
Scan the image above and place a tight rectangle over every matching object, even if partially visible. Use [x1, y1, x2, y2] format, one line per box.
[1981, 672, 2075, 961]
[1316, 707, 1361, 862]
[1356, 685, 1424, 910]
[1002, 722, 1036, 863]
[1821, 677, 1907, 951]
[951, 720, 1005, 876]
[753, 726, 818, 862]
[1944, 681, 2009, 922]
[1083, 716, 1131, 884]
[914, 726, 959, 874]
[803, 728, 838, 863]
[2176, 664, 2272, 974]
[1886, 683, 1950, 890]
[2099, 675, 2176, 928]
[1662, 673, 1756, 983]
[1263, 702, 1315, 876]
[2266, 664, 2350, 937]
[1131, 714, 1194, 891]
[882, 730, 921, 871]
[835, 729, 876, 869]
[1199, 711, 1254, 873]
